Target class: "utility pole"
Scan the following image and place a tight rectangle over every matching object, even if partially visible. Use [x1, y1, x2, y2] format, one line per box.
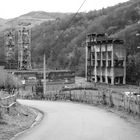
[43, 53, 46, 97]
[85, 37, 87, 82]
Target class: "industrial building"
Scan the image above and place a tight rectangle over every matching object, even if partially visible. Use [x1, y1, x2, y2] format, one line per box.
[86, 33, 126, 85]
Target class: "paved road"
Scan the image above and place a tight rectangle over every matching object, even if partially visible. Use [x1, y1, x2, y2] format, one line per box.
[15, 100, 140, 140]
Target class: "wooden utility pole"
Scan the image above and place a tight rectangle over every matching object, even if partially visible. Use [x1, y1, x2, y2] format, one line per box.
[85, 39, 87, 82]
[43, 53, 46, 97]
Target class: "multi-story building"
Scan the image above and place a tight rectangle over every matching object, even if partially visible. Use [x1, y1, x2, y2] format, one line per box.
[86, 33, 126, 85]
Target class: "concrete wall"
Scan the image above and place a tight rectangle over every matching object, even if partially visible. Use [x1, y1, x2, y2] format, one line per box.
[114, 44, 126, 58]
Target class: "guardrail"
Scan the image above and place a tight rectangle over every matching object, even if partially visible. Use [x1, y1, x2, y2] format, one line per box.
[0, 92, 18, 114]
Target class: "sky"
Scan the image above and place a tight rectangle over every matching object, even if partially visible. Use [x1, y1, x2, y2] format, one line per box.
[1, 0, 129, 19]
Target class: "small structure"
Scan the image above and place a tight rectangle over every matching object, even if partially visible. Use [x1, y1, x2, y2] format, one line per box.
[86, 33, 126, 85]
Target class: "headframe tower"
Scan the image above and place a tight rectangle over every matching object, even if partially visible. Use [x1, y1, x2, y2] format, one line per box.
[18, 24, 32, 70]
[4, 30, 17, 69]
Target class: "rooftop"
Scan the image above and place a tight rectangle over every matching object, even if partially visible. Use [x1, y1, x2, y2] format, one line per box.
[86, 33, 124, 45]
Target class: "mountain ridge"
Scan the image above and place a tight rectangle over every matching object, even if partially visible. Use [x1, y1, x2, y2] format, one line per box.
[0, 11, 71, 31]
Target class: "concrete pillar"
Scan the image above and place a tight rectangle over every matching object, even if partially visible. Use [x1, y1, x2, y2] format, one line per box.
[85, 46, 88, 81]
[95, 75, 97, 83]
[101, 47, 103, 67]
[105, 75, 108, 84]
[111, 45, 114, 85]
[111, 76, 114, 85]
[118, 77, 120, 84]
[123, 49, 126, 84]
[100, 44, 102, 83]
[100, 75, 103, 83]
[95, 50, 97, 83]
[106, 51, 108, 67]
[111, 45, 114, 67]
[105, 44, 108, 84]
[123, 76, 126, 84]
[105, 70, 108, 84]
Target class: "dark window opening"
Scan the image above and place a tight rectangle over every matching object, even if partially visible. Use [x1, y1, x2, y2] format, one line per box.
[102, 60, 106, 67]
[97, 52, 101, 59]
[102, 76, 105, 82]
[114, 60, 124, 67]
[108, 52, 112, 59]
[97, 76, 100, 82]
[97, 60, 101, 67]
[108, 77, 111, 84]
[102, 52, 106, 59]
[108, 60, 111, 67]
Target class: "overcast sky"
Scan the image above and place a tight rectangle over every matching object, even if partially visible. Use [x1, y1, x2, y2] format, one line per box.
[1, 0, 128, 19]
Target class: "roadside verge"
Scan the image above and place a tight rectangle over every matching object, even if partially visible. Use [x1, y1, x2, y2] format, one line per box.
[0, 102, 44, 140]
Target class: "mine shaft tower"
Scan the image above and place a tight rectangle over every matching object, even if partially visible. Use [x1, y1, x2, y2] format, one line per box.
[18, 25, 32, 70]
[4, 30, 17, 69]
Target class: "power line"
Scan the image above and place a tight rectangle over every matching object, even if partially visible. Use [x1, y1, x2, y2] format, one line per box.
[53, 0, 87, 48]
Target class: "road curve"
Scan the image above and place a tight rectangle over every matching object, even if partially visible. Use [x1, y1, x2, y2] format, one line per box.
[15, 100, 140, 140]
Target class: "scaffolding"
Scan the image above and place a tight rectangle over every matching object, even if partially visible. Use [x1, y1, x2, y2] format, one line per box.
[18, 25, 32, 70]
[4, 30, 17, 69]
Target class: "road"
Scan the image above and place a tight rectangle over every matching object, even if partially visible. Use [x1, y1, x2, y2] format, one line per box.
[15, 100, 140, 140]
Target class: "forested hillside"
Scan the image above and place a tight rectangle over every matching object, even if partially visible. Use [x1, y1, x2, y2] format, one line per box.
[30, 0, 140, 84]
[2, 0, 140, 84]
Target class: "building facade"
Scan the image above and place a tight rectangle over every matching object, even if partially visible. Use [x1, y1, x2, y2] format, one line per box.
[86, 33, 126, 85]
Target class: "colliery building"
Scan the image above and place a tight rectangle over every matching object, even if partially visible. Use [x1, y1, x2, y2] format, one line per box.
[86, 33, 126, 85]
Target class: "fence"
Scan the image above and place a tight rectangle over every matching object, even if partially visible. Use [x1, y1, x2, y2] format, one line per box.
[0, 92, 18, 114]
[42, 86, 140, 116]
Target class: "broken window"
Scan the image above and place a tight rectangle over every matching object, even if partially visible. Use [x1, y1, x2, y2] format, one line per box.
[114, 60, 124, 67]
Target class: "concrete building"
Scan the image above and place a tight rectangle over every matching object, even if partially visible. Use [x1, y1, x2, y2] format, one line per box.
[86, 33, 126, 85]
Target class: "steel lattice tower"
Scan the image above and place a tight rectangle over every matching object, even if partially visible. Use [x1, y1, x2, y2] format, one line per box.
[4, 30, 16, 69]
[18, 25, 32, 70]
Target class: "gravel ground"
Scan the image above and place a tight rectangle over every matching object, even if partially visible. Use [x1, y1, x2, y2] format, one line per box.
[0, 102, 37, 140]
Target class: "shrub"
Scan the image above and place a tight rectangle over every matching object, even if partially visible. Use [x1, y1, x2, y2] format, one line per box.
[0, 69, 22, 91]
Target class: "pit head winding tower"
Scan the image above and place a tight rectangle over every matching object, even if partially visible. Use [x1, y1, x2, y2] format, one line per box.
[18, 25, 31, 70]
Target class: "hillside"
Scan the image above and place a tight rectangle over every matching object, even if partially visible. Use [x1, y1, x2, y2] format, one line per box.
[1, 0, 140, 83]
[30, 0, 140, 84]
[19, 11, 71, 19]
[0, 11, 69, 31]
